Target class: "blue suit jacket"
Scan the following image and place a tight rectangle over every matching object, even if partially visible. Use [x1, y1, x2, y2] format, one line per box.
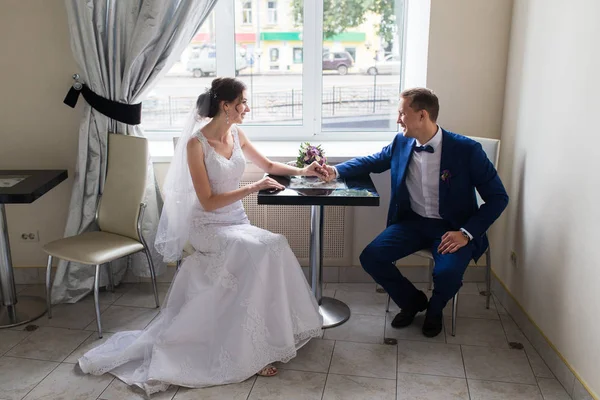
[335, 129, 509, 261]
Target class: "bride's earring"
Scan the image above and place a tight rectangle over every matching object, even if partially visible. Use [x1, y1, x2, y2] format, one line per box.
[225, 110, 230, 125]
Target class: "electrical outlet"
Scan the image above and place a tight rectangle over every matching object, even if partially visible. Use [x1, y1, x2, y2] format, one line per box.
[510, 250, 518, 268]
[20, 231, 39, 242]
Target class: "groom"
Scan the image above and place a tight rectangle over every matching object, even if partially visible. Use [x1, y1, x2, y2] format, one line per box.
[320, 88, 508, 337]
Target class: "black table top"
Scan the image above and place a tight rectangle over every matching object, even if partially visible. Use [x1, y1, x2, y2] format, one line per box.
[0, 170, 68, 204]
[257, 174, 380, 207]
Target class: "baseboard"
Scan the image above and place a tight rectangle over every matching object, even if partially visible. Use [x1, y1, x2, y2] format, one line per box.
[491, 272, 597, 400]
[13, 266, 48, 284]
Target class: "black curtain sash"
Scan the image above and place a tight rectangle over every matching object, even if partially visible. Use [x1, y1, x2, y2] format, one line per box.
[64, 83, 142, 125]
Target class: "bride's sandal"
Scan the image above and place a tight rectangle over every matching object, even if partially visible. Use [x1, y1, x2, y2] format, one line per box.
[257, 364, 278, 377]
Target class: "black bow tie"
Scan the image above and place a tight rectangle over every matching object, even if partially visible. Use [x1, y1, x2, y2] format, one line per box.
[414, 145, 434, 153]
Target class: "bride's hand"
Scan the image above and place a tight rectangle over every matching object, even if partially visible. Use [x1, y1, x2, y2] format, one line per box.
[303, 161, 329, 180]
[251, 177, 285, 192]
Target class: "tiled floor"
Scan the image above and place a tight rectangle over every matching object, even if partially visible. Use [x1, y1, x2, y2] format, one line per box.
[0, 282, 573, 399]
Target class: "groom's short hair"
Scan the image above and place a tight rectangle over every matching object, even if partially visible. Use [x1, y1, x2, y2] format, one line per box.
[401, 88, 439, 122]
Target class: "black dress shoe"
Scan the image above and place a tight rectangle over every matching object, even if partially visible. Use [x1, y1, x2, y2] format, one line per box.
[391, 291, 428, 328]
[422, 310, 443, 338]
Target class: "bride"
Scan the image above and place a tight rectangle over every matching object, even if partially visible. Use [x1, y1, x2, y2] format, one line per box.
[78, 77, 326, 394]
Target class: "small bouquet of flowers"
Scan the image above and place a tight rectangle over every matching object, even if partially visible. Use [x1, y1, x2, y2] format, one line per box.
[296, 142, 327, 168]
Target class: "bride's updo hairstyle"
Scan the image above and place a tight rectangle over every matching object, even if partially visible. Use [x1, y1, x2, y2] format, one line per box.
[196, 77, 247, 119]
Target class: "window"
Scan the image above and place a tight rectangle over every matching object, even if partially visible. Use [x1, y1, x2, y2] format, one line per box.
[235, 1, 303, 126]
[321, 1, 405, 132]
[269, 48, 279, 62]
[142, 10, 216, 132]
[267, 1, 278, 24]
[142, 0, 407, 140]
[242, 1, 252, 25]
[293, 48, 303, 64]
[269, 48, 280, 70]
[344, 47, 356, 63]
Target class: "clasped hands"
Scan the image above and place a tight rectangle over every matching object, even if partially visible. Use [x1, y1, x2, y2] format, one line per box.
[304, 161, 330, 180]
[314, 164, 337, 182]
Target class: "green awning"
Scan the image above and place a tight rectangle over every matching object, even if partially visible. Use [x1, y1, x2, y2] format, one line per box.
[260, 31, 366, 42]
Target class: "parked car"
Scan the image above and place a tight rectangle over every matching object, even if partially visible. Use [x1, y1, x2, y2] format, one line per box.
[187, 46, 247, 77]
[362, 54, 402, 75]
[322, 51, 354, 75]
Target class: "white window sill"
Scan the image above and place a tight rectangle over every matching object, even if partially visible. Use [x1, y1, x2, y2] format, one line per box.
[150, 139, 391, 163]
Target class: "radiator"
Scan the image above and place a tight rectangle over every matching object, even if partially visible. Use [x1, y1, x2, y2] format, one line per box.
[240, 180, 352, 266]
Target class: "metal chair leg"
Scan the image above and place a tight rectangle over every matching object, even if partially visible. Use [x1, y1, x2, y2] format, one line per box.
[94, 264, 103, 338]
[137, 203, 159, 308]
[386, 295, 391, 312]
[106, 262, 115, 293]
[485, 247, 492, 309]
[428, 259, 434, 291]
[143, 246, 160, 308]
[45, 255, 53, 319]
[451, 292, 459, 337]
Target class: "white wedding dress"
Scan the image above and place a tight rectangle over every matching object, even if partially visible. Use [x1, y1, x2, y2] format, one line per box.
[78, 127, 323, 394]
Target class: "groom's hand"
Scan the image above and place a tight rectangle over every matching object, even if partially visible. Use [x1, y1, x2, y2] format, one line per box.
[304, 161, 329, 179]
[317, 165, 337, 182]
[438, 231, 469, 255]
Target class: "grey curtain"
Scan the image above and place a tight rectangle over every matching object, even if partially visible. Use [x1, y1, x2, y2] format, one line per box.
[53, 0, 219, 303]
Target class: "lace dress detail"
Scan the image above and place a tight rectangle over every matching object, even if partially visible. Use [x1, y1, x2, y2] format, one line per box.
[77, 125, 323, 395]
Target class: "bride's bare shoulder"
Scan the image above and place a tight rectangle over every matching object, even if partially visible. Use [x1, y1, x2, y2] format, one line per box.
[187, 132, 204, 153]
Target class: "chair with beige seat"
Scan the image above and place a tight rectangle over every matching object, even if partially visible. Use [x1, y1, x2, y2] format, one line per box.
[43, 133, 160, 338]
[385, 137, 500, 337]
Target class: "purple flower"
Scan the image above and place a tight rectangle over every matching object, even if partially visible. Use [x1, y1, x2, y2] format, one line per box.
[307, 147, 318, 157]
[441, 169, 451, 184]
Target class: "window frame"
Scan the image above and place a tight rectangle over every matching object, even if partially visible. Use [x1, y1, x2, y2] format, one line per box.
[145, 0, 408, 142]
[241, 0, 252, 25]
[267, 1, 278, 25]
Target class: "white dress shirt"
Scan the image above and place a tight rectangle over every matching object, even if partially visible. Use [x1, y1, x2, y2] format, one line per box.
[407, 127, 473, 239]
[407, 126, 443, 219]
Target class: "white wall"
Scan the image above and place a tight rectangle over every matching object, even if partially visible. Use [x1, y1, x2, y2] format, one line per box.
[427, 0, 513, 140]
[0, 1, 79, 268]
[494, 0, 600, 396]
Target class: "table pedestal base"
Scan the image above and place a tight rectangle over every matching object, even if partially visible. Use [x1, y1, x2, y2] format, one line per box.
[319, 296, 351, 328]
[310, 205, 352, 329]
[0, 295, 47, 328]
